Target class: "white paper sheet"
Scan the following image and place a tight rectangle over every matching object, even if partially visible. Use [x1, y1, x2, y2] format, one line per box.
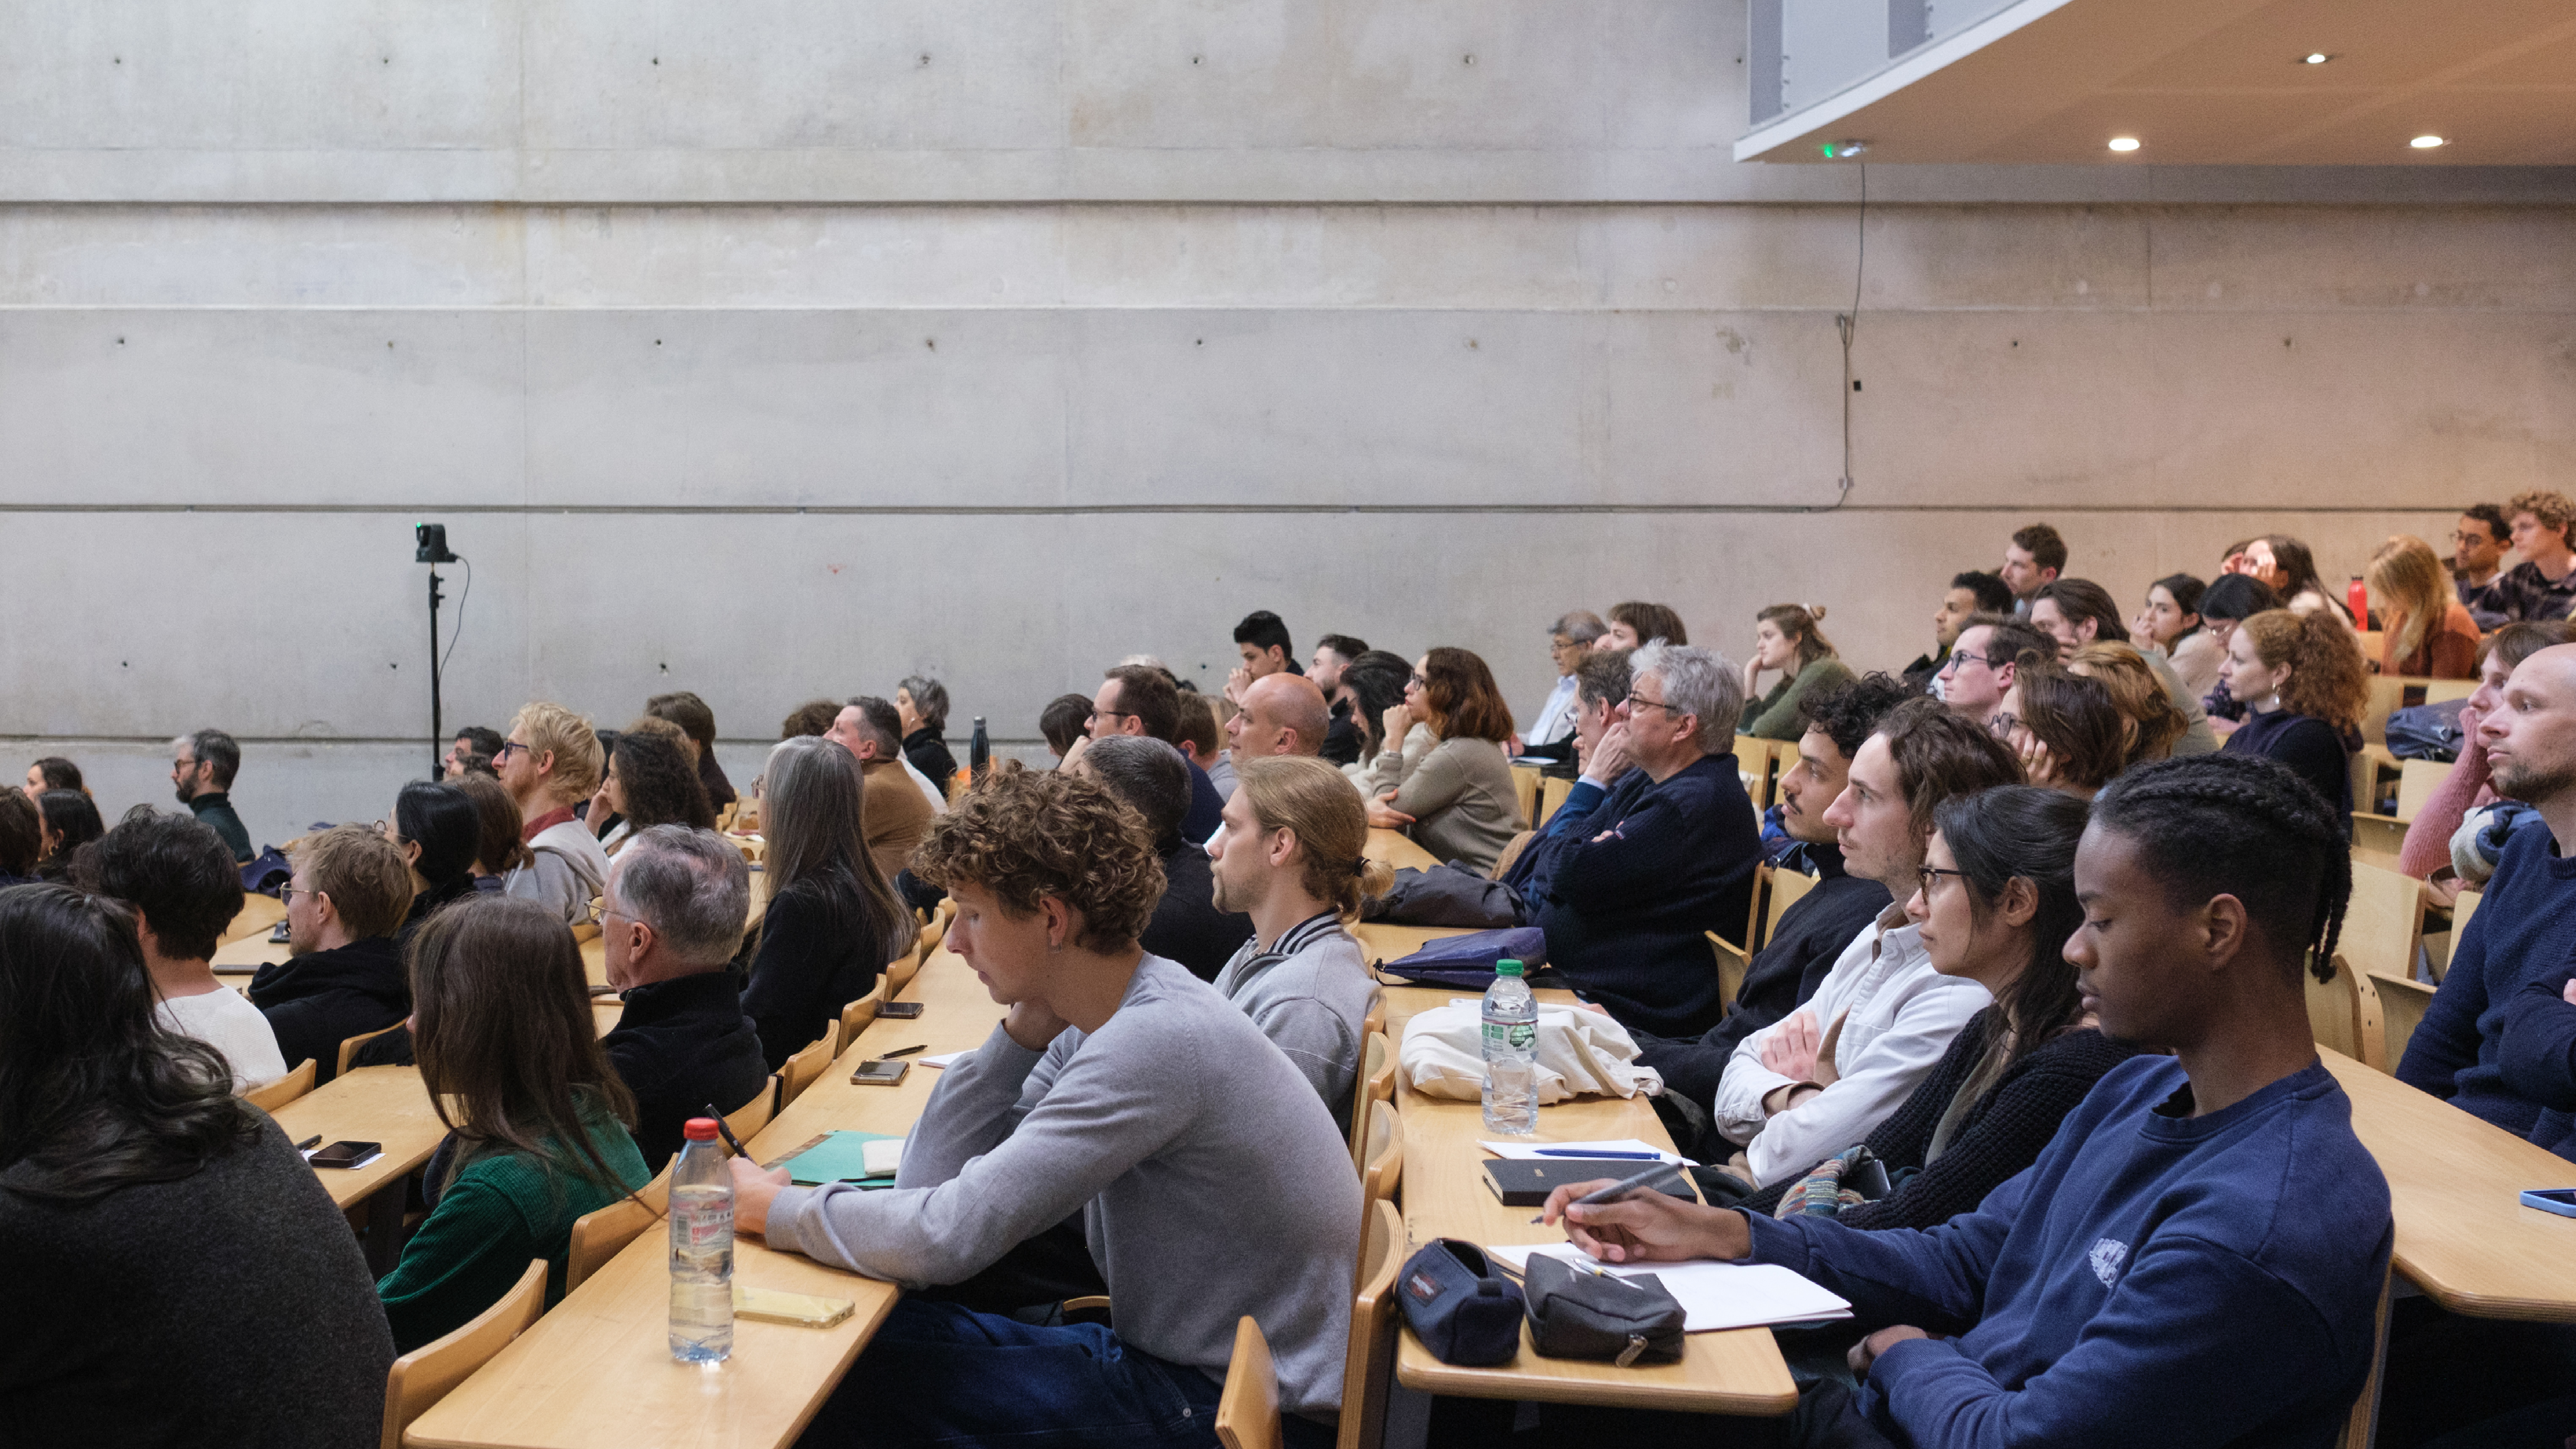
[1486, 1243, 1852, 1333]
[1478, 1137, 1687, 1165]
[919, 1052, 968, 1068]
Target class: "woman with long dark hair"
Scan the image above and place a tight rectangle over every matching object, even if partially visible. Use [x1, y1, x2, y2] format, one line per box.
[1360, 647, 1524, 873]
[375, 894, 647, 1351]
[742, 736, 910, 1069]
[1742, 604, 1855, 741]
[1743, 786, 2136, 1229]
[1337, 649, 1417, 785]
[32, 787, 103, 882]
[390, 779, 481, 941]
[0, 884, 394, 1442]
[2131, 573, 2221, 701]
[595, 727, 717, 856]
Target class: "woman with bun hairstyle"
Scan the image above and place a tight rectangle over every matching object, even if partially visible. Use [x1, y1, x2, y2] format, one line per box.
[2218, 609, 2370, 814]
[1741, 604, 1855, 741]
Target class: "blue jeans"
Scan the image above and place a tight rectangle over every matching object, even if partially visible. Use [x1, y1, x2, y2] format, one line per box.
[803, 1298, 1319, 1449]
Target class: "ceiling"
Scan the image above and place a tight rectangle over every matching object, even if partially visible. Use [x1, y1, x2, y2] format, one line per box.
[1739, 0, 2576, 166]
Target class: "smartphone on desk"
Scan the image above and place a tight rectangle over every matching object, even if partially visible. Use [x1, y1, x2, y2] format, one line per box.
[879, 1001, 924, 1020]
[268, 918, 291, 944]
[850, 1059, 911, 1087]
[309, 1141, 383, 1169]
[2521, 1189, 2576, 1219]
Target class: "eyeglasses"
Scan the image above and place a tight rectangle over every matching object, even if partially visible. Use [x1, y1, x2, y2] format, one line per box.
[495, 740, 530, 760]
[279, 883, 320, 905]
[1916, 864, 1970, 896]
[1086, 709, 1133, 724]
[1986, 711, 2022, 740]
[1407, 674, 1427, 689]
[1628, 693, 1680, 716]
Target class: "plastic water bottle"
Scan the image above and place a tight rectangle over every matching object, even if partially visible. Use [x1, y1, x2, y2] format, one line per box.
[668, 1118, 734, 1363]
[1482, 959, 1539, 1135]
[970, 715, 991, 785]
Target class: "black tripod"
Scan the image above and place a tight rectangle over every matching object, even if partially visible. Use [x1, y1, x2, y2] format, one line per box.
[417, 524, 461, 776]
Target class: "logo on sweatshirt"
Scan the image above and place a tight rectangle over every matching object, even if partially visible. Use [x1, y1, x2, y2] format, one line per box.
[2087, 1238, 2129, 1286]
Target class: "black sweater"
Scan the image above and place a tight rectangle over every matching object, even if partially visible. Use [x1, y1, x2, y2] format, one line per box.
[604, 971, 774, 1171]
[247, 935, 409, 1085]
[2221, 707, 2353, 816]
[1632, 848, 1891, 1106]
[903, 727, 959, 789]
[741, 878, 896, 1071]
[1141, 837, 1254, 981]
[0, 1114, 394, 1447]
[1526, 753, 1762, 1037]
[1740, 1007, 2141, 1229]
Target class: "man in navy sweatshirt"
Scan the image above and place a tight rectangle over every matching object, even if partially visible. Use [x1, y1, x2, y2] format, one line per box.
[2399, 643, 2576, 1136]
[1546, 754, 2391, 1449]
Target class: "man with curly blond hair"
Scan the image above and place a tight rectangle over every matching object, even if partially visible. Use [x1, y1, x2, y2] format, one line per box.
[728, 763, 1360, 1447]
[2495, 488, 2576, 623]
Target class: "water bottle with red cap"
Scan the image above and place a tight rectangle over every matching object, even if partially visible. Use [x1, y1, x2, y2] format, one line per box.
[669, 1117, 734, 1362]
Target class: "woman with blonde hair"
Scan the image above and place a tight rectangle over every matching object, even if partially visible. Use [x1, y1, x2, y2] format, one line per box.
[2366, 534, 2480, 679]
[2069, 641, 2188, 767]
[2219, 609, 2371, 814]
[1741, 604, 1856, 740]
[1206, 755, 1394, 1132]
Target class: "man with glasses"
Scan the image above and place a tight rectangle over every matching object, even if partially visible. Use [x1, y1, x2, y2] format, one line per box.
[493, 701, 612, 926]
[170, 728, 252, 863]
[1519, 642, 1763, 1038]
[250, 824, 412, 1085]
[1086, 664, 1223, 843]
[1518, 611, 1606, 766]
[2449, 504, 2514, 629]
[1712, 700, 2019, 1187]
[599, 826, 771, 1171]
[1934, 615, 2054, 731]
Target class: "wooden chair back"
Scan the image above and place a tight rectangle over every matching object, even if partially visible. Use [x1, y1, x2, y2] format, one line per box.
[1705, 930, 1749, 1016]
[1764, 863, 1817, 952]
[2306, 953, 2387, 1072]
[1337, 1198, 1405, 1449]
[1213, 1316, 1282, 1449]
[724, 1076, 779, 1143]
[1348, 1032, 1395, 1172]
[1360, 987, 1385, 1042]
[1536, 776, 1572, 828]
[564, 1163, 674, 1293]
[779, 1024, 839, 1108]
[337, 1024, 402, 1079]
[2341, 1264, 2395, 1449]
[2359, 676, 2427, 745]
[919, 918, 944, 957]
[2454, 886, 2481, 945]
[1508, 765, 1540, 832]
[2421, 678, 2476, 705]
[377, 1258, 548, 1449]
[884, 944, 923, 997]
[2392, 758, 2448, 822]
[243, 1058, 317, 1113]
[840, 982, 886, 1047]
[2343, 861, 2428, 986]
[2373, 972, 2437, 1071]
[1361, 1098, 1403, 1207]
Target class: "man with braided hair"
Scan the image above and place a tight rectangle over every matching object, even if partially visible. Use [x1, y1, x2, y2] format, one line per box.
[1538, 754, 2390, 1449]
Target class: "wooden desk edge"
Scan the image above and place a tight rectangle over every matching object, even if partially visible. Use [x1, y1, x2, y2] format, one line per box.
[1394, 1330, 1798, 1415]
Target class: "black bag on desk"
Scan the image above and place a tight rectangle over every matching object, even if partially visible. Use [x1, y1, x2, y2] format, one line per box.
[1361, 865, 1525, 928]
[2386, 698, 2468, 762]
[1394, 1239, 1524, 1366]
[1522, 1253, 1686, 1367]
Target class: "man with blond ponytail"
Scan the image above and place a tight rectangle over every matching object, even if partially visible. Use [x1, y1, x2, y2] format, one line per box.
[1207, 756, 1388, 1132]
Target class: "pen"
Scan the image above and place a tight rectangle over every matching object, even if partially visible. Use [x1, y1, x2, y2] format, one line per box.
[877, 1044, 928, 1059]
[702, 1103, 751, 1158]
[1533, 1148, 1662, 1160]
[294, 1134, 322, 1152]
[1529, 1161, 1683, 1224]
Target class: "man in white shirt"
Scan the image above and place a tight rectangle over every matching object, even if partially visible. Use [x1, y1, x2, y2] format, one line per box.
[1520, 611, 1606, 759]
[1712, 699, 2018, 1186]
[77, 809, 286, 1089]
[495, 701, 612, 927]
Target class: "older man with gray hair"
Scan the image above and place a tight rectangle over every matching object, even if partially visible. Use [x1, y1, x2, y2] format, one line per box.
[1520, 610, 1608, 762]
[1521, 642, 1764, 1038]
[599, 824, 772, 1170]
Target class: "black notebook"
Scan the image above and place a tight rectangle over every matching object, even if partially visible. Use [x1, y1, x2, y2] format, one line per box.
[1481, 1158, 1696, 1207]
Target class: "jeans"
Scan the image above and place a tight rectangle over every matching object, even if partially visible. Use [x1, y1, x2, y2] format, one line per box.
[801, 1298, 1332, 1449]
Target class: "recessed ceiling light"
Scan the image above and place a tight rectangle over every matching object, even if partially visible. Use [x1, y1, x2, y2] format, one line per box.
[2301, 52, 2334, 64]
[2107, 137, 2141, 152]
[2410, 134, 2446, 149]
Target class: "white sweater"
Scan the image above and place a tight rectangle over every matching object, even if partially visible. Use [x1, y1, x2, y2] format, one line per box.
[1712, 903, 1989, 1185]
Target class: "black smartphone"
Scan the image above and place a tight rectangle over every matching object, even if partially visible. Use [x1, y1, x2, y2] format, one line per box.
[850, 1059, 911, 1087]
[309, 1141, 382, 1169]
[268, 918, 291, 944]
[879, 1001, 924, 1019]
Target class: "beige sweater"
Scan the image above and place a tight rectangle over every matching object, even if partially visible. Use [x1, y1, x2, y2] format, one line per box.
[1379, 733, 1524, 875]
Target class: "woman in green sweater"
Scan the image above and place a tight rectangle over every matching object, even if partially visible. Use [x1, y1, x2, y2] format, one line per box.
[1741, 603, 1856, 740]
[377, 895, 650, 1352]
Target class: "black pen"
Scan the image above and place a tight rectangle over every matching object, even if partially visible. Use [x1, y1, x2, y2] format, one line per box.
[877, 1044, 928, 1059]
[293, 1134, 322, 1153]
[1529, 1161, 1684, 1224]
[702, 1103, 751, 1157]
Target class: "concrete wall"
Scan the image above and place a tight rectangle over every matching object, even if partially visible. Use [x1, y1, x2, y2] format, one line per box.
[5, 0, 2573, 849]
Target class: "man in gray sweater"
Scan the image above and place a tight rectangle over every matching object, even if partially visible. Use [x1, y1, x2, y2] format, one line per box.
[733, 765, 1359, 1447]
[1208, 754, 1389, 1135]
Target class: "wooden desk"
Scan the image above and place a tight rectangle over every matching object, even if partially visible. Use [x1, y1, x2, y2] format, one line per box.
[221, 893, 286, 945]
[1379, 986, 1799, 1414]
[267, 1065, 446, 1211]
[213, 929, 290, 975]
[411, 949, 1009, 1449]
[2322, 1050, 2576, 1322]
[1365, 828, 1440, 874]
[1352, 922, 1471, 968]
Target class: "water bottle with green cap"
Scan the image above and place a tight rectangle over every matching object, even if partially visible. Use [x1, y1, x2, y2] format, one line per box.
[1482, 958, 1538, 1134]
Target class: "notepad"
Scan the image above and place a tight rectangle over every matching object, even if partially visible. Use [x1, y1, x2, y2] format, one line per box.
[776, 1131, 907, 1187]
[1486, 1244, 1851, 1333]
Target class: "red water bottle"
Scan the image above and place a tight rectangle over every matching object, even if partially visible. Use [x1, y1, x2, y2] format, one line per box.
[2347, 576, 2371, 628]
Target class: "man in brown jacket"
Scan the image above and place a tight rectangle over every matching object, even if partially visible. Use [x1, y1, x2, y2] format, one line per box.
[827, 698, 936, 880]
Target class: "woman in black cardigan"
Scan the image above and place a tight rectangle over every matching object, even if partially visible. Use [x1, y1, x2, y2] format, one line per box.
[741, 736, 912, 1070]
[1745, 785, 2136, 1229]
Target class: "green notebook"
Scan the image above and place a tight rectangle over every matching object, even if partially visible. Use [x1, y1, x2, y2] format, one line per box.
[777, 1130, 906, 1188]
